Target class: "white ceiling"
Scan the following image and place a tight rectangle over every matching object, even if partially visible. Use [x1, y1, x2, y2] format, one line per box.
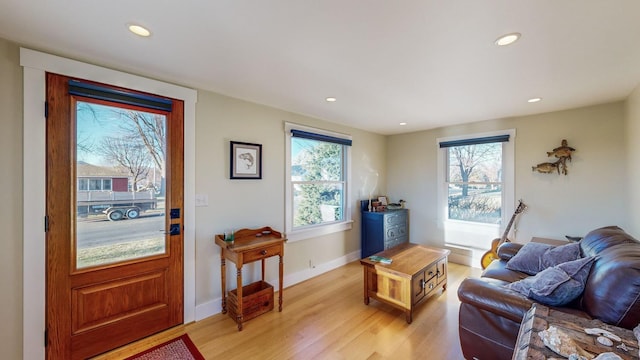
[1, 1, 640, 135]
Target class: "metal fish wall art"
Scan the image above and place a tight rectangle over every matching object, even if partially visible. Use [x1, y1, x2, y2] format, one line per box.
[532, 161, 560, 174]
[533, 139, 576, 175]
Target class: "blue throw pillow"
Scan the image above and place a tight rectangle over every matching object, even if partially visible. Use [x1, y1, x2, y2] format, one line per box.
[505, 242, 581, 275]
[505, 256, 595, 306]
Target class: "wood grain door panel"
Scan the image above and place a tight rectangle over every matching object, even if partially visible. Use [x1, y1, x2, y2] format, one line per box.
[70, 308, 170, 360]
[72, 270, 168, 333]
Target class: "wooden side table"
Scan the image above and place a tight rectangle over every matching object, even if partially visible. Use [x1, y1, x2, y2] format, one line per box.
[215, 227, 285, 331]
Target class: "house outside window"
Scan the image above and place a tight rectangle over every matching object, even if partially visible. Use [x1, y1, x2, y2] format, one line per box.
[437, 130, 515, 251]
[285, 123, 353, 242]
[79, 178, 113, 191]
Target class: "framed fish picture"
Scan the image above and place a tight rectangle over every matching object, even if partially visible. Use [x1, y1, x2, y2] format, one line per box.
[230, 141, 262, 179]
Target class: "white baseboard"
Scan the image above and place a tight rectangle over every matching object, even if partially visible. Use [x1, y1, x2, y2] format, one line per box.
[194, 250, 361, 321]
[445, 244, 485, 269]
[195, 298, 221, 321]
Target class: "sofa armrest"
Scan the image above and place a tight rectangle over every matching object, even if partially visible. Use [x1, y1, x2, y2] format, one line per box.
[457, 277, 534, 323]
[496, 242, 523, 261]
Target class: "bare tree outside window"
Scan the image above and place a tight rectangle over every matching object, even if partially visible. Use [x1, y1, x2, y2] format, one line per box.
[97, 137, 150, 191]
[75, 101, 167, 268]
[116, 111, 166, 172]
[447, 143, 502, 224]
[77, 103, 166, 193]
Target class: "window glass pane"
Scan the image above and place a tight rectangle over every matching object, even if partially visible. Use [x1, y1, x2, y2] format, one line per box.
[293, 183, 344, 227]
[89, 179, 102, 190]
[447, 143, 502, 182]
[78, 178, 88, 191]
[448, 183, 502, 223]
[102, 179, 112, 191]
[446, 142, 503, 224]
[292, 138, 342, 181]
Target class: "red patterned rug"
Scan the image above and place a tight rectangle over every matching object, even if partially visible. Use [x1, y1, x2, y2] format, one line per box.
[125, 334, 205, 360]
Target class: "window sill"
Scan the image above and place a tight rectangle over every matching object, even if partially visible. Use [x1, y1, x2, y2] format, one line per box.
[443, 219, 499, 249]
[286, 220, 354, 243]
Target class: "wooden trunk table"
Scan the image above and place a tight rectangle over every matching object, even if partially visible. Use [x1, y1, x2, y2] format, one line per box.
[513, 303, 639, 360]
[360, 243, 450, 324]
[215, 227, 285, 331]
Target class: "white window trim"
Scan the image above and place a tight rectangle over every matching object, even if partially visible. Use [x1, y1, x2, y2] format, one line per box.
[284, 122, 353, 242]
[436, 129, 516, 247]
[21, 48, 197, 360]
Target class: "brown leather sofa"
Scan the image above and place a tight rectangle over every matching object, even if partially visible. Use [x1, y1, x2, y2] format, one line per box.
[457, 226, 640, 360]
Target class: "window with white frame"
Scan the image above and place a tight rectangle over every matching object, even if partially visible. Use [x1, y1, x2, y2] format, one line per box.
[79, 178, 112, 191]
[438, 130, 515, 249]
[285, 123, 353, 242]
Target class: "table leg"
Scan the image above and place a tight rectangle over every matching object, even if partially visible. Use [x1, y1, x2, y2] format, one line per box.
[363, 266, 370, 305]
[405, 310, 413, 324]
[220, 256, 227, 314]
[236, 265, 243, 331]
[278, 254, 283, 311]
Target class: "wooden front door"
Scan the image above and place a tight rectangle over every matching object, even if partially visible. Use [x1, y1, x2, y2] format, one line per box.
[46, 73, 184, 359]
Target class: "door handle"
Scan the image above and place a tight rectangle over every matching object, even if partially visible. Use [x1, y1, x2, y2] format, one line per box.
[169, 223, 181, 235]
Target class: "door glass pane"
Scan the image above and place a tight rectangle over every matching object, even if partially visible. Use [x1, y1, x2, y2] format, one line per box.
[75, 100, 167, 269]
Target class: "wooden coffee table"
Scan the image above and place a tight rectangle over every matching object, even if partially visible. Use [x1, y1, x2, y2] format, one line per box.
[360, 243, 450, 323]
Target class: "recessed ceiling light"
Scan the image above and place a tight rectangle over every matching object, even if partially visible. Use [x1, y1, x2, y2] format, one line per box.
[399, 122, 407, 126]
[495, 32, 521, 46]
[325, 97, 337, 102]
[528, 97, 542, 103]
[128, 24, 151, 37]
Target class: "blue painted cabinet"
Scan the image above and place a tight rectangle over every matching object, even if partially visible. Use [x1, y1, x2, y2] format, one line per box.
[361, 208, 408, 258]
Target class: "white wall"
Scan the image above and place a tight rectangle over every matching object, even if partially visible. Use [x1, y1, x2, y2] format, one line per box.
[193, 90, 387, 316]
[625, 84, 640, 236]
[387, 102, 631, 256]
[0, 37, 23, 360]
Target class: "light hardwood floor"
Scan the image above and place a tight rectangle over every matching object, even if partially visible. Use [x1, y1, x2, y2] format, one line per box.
[94, 260, 481, 360]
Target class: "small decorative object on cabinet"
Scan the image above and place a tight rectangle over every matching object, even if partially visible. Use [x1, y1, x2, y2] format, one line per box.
[360, 199, 409, 258]
[215, 226, 285, 331]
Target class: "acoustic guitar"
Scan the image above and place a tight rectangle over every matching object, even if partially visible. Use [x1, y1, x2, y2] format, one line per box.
[480, 200, 527, 269]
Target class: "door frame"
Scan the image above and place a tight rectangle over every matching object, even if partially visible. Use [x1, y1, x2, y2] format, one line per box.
[21, 48, 197, 360]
